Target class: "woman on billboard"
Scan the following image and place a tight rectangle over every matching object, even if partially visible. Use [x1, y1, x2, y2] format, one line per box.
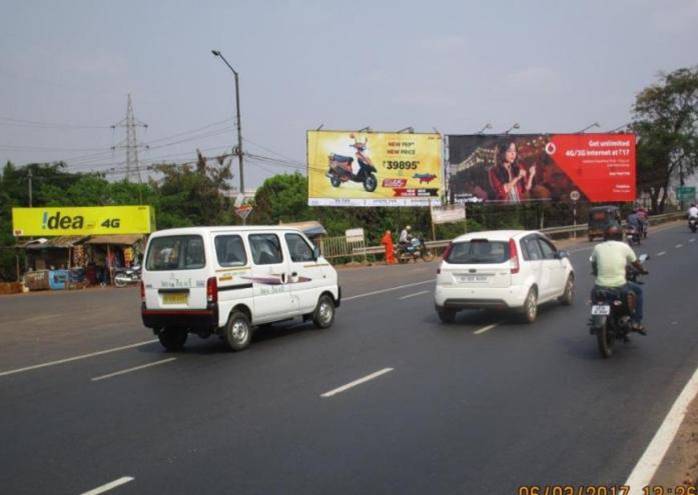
[488, 141, 536, 202]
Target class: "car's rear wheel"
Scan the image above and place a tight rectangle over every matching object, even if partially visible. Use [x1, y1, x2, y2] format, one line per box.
[437, 307, 456, 324]
[224, 311, 252, 351]
[519, 288, 538, 323]
[559, 275, 575, 306]
[158, 326, 188, 351]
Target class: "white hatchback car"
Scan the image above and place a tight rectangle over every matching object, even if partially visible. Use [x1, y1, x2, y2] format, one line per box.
[434, 230, 574, 323]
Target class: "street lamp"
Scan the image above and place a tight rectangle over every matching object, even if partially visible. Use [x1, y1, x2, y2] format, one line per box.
[503, 123, 520, 134]
[211, 49, 244, 195]
[477, 123, 492, 134]
[578, 122, 600, 133]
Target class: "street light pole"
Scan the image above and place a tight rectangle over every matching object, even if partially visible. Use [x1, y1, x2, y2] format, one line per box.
[211, 50, 244, 196]
[504, 123, 520, 134]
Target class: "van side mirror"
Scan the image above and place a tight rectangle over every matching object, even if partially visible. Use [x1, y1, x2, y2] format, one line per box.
[313, 245, 321, 261]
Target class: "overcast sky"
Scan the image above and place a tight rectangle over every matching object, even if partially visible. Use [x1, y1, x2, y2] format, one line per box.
[1, 0, 697, 189]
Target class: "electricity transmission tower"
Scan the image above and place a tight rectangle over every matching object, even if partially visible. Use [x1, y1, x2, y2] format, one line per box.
[112, 93, 148, 183]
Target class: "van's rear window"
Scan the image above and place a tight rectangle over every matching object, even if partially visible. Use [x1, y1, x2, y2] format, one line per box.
[146, 235, 205, 271]
[446, 241, 510, 264]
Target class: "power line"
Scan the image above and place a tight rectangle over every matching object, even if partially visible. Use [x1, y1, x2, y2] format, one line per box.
[0, 116, 111, 129]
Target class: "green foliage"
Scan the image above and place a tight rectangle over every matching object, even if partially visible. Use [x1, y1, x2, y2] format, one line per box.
[631, 66, 698, 212]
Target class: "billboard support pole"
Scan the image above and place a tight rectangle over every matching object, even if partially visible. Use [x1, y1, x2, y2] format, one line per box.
[430, 206, 437, 241]
[572, 202, 577, 239]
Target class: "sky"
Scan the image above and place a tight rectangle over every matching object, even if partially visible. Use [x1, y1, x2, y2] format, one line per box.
[1, 0, 697, 190]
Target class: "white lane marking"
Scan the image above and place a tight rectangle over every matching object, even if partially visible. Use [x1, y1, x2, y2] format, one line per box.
[657, 251, 666, 257]
[0, 339, 159, 378]
[91, 358, 177, 382]
[473, 323, 498, 335]
[625, 366, 698, 495]
[321, 368, 394, 398]
[398, 290, 431, 300]
[80, 476, 134, 495]
[689, 238, 695, 243]
[676, 243, 683, 248]
[343, 280, 433, 302]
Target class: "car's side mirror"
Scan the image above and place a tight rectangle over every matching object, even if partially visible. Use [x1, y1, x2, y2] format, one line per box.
[555, 251, 569, 259]
[312, 245, 321, 261]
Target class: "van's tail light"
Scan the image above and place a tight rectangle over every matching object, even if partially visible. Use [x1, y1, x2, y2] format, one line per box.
[139, 281, 145, 302]
[206, 277, 218, 304]
[509, 239, 520, 274]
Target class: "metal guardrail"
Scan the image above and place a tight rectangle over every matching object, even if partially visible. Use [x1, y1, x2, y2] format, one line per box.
[349, 212, 685, 259]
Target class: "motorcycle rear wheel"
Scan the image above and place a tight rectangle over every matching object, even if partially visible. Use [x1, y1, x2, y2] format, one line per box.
[421, 250, 435, 262]
[363, 174, 377, 192]
[597, 322, 615, 358]
[114, 275, 129, 288]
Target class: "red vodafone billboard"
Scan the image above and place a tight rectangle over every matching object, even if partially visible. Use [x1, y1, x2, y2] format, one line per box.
[448, 133, 636, 203]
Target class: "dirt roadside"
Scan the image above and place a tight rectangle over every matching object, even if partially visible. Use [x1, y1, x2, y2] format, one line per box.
[651, 393, 698, 489]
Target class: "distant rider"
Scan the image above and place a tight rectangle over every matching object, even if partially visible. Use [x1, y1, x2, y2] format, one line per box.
[626, 208, 642, 233]
[399, 225, 412, 246]
[688, 203, 698, 219]
[591, 226, 648, 334]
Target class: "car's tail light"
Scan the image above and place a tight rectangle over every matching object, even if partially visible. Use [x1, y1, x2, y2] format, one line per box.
[206, 277, 218, 304]
[442, 242, 453, 261]
[139, 281, 145, 302]
[509, 239, 520, 274]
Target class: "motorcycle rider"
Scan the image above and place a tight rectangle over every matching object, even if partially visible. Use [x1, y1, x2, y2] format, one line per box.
[399, 225, 412, 246]
[626, 208, 642, 238]
[590, 226, 648, 334]
[688, 203, 698, 219]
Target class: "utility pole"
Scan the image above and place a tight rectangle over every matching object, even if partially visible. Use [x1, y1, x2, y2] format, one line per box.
[112, 93, 148, 193]
[27, 169, 32, 207]
[211, 50, 244, 195]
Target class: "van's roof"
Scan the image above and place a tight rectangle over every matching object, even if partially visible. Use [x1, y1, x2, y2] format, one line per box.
[451, 230, 537, 242]
[149, 225, 304, 237]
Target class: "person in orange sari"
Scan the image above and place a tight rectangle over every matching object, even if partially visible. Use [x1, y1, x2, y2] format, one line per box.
[381, 230, 396, 264]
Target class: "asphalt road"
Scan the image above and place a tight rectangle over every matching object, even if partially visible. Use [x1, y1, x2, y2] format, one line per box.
[1, 223, 697, 494]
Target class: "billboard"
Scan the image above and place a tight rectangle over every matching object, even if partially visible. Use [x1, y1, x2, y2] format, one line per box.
[12, 205, 154, 237]
[447, 134, 636, 204]
[307, 130, 442, 207]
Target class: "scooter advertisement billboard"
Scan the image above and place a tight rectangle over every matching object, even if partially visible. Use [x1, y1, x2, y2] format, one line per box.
[307, 130, 442, 207]
[447, 133, 636, 204]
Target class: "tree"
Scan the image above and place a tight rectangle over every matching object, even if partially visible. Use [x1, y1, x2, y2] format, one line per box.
[632, 66, 698, 212]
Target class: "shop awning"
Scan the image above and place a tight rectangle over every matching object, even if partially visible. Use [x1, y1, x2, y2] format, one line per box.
[23, 236, 88, 249]
[84, 234, 144, 246]
[279, 221, 327, 237]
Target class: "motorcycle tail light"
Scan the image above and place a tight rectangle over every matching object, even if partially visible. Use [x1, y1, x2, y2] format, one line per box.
[508, 239, 520, 274]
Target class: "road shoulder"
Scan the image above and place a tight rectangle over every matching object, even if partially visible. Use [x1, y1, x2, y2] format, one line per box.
[652, 393, 698, 488]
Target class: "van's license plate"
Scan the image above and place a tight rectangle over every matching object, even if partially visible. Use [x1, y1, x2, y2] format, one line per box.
[459, 275, 488, 283]
[591, 305, 611, 315]
[163, 293, 188, 305]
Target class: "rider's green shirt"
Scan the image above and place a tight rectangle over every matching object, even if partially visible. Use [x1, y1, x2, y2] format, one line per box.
[591, 240, 637, 288]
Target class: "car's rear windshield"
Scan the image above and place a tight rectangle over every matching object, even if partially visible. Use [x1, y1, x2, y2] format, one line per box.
[146, 235, 206, 271]
[446, 240, 510, 264]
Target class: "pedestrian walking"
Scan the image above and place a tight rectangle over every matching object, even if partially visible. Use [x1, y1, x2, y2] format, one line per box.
[381, 230, 396, 265]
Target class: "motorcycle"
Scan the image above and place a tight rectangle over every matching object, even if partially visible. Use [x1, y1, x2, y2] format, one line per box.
[326, 153, 378, 192]
[625, 226, 642, 246]
[589, 254, 648, 359]
[395, 237, 435, 263]
[114, 265, 142, 288]
[689, 217, 697, 233]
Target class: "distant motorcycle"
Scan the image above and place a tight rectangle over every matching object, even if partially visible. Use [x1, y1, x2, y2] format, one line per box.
[625, 226, 642, 246]
[326, 153, 378, 192]
[396, 237, 435, 263]
[114, 265, 142, 288]
[689, 217, 697, 233]
[589, 254, 648, 359]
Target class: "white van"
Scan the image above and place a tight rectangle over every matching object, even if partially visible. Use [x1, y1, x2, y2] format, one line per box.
[141, 226, 340, 351]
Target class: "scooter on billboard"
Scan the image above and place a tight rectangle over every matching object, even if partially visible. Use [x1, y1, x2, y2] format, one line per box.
[325, 134, 378, 192]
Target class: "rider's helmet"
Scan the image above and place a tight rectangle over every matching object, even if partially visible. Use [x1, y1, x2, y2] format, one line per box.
[406, 226, 411, 231]
[604, 225, 623, 241]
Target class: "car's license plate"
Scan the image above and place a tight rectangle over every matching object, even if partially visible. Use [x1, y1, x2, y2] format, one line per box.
[591, 305, 611, 315]
[163, 292, 188, 305]
[459, 275, 488, 283]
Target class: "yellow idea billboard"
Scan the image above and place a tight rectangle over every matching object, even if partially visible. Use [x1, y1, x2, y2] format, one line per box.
[12, 205, 154, 237]
[307, 130, 443, 206]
